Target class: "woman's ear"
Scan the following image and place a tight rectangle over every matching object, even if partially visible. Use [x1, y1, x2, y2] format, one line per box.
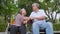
[20, 11, 22, 15]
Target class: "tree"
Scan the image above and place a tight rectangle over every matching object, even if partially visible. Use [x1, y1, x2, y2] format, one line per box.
[17, 0, 60, 23]
[0, 0, 18, 22]
[39, 0, 60, 23]
[17, 0, 39, 16]
[0, 0, 59, 23]
[18, 0, 60, 22]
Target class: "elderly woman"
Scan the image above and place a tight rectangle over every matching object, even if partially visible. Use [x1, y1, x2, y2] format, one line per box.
[10, 8, 28, 34]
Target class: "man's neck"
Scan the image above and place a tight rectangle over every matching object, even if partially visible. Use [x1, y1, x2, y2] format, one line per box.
[34, 9, 39, 13]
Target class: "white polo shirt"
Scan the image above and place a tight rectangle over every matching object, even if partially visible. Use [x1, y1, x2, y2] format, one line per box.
[30, 9, 47, 22]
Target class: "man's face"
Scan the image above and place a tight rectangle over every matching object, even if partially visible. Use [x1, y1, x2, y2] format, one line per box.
[32, 6, 38, 11]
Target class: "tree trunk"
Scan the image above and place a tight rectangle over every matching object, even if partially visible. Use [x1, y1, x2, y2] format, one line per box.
[44, 10, 51, 21]
[4, 15, 6, 23]
[55, 13, 57, 20]
[54, 13, 57, 23]
[51, 12, 54, 23]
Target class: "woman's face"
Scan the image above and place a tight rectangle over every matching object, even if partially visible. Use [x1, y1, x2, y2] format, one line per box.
[21, 9, 27, 16]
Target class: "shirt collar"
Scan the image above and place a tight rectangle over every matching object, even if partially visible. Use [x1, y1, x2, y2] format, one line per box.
[33, 10, 40, 13]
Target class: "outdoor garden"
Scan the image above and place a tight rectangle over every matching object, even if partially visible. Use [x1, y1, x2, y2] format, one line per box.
[0, 0, 60, 34]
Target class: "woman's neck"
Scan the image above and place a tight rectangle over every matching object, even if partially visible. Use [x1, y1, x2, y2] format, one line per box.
[21, 15, 25, 17]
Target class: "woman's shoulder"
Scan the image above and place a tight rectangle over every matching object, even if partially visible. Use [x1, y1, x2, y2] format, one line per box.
[17, 14, 21, 16]
[16, 14, 22, 18]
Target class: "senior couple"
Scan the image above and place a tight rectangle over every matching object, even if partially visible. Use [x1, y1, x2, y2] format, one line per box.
[10, 3, 53, 34]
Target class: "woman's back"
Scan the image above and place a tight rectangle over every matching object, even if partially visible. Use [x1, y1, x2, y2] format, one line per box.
[13, 14, 24, 26]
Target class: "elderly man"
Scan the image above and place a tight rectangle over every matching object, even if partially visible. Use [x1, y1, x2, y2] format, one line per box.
[29, 3, 53, 34]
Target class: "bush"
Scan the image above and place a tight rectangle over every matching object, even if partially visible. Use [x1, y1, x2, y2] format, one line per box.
[0, 22, 7, 32]
[53, 23, 60, 31]
[0, 17, 8, 32]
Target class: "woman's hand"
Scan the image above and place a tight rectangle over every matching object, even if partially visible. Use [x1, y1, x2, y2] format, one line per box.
[23, 20, 27, 24]
[29, 17, 34, 20]
[24, 17, 30, 21]
[23, 17, 29, 24]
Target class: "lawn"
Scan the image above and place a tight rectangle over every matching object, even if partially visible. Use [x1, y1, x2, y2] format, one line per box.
[53, 23, 60, 31]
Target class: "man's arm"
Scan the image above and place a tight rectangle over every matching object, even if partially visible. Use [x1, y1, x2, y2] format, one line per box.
[35, 10, 47, 20]
[29, 16, 46, 20]
[35, 16, 46, 20]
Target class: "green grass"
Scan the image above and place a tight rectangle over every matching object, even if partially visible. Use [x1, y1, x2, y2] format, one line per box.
[53, 23, 60, 31]
[0, 16, 8, 32]
[0, 22, 8, 32]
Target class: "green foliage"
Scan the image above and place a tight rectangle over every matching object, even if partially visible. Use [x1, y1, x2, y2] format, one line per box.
[0, 16, 8, 32]
[0, 0, 18, 32]
[0, 0, 60, 32]
[39, 0, 60, 23]
[53, 24, 60, 31]
[0, 22, 7, 32]
[18, 0, 60, 21]
[0, 0, 18, 16]
[18, 0, 40, 16]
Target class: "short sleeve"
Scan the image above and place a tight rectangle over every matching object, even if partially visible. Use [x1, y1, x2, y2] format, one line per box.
[41, 10, 47, 17]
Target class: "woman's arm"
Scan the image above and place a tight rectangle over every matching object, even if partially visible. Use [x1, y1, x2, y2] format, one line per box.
[23, 20, 27, 24]
[23, 17, 29, 24]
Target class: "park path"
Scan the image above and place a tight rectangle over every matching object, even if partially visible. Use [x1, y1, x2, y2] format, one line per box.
[0, 32, 5, 34]
[0, 31, 60, 34]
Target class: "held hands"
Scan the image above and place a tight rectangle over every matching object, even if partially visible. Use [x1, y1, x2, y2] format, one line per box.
[29, 16, 35, 20]
[23, 20, 27, 24]
[23, 17, 29, 24]
[23, 16, 45, 24]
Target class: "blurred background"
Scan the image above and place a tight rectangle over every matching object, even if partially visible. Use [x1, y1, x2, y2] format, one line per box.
[0, 0, 60, 34]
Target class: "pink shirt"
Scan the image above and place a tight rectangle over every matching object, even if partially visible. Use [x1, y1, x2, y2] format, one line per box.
[13, 14, 24, 26]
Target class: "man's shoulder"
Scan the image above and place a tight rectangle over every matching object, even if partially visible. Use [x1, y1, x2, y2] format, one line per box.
[31, 11, 35, 14]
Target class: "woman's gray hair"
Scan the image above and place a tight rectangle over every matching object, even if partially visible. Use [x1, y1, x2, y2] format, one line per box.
[32, 3, 39, 7]
[19, 8, 25, 15]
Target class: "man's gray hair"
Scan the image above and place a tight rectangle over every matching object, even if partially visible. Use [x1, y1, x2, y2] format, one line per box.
[32, 3, 39, 7]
